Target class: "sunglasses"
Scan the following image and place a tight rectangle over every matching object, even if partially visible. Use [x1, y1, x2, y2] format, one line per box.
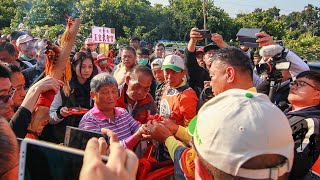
[0, 87, 16, 103]
[290, 80, 320, 91]
[0, 94, 12, 103]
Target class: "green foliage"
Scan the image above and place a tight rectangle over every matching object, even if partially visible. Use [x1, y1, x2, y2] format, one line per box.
[0, 0, 18, 30]
[284, 32, 320, 61]
[234, 7, 286, 39]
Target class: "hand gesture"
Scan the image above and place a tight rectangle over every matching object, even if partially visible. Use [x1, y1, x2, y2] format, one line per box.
[159, 117, 179, 135]
[142, 120, 172, 143]
[256, 32, 274, 47]
[190, 28, 203, 41]
[211, 33, 229, 48]
[32, 76, 64, 94]
[59, 107, 72, 117]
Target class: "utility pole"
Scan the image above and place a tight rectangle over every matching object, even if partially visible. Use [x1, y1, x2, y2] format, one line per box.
[203, 0, 207, 45]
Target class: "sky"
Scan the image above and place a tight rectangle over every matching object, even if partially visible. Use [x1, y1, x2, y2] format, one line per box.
[148, 0, 320, 17]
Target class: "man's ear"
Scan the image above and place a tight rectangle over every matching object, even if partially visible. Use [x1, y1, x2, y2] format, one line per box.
[225, 66, 235, 83]
[90, 91, 95, 100]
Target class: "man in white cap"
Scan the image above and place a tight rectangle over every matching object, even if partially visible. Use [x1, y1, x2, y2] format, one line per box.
[16, 34, 36, 67]
[151, 58, 165, 110]
[160, 54, 198, 127]
[85, 38, 98, 59]
[145, 89, 294, 179]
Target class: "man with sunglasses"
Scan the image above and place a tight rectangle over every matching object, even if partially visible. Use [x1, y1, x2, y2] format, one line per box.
[0, 64, 15, 120]
[284, 70, 320, 179]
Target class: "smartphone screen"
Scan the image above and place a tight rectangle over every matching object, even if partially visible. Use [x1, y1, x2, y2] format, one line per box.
[64, 126, 109, 150]
[22, 143, 83, 180]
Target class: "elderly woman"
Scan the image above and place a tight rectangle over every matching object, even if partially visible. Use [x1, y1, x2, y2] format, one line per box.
[79, 73, 145, 149]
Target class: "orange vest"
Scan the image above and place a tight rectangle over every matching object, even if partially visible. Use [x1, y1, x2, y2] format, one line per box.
[159, 84, 198, 127]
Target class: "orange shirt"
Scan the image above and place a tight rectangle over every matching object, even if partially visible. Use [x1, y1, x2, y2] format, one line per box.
[159, 83, 198, 127]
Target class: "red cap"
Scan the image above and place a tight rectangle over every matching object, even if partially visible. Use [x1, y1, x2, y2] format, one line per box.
[196, 47, 204, 55]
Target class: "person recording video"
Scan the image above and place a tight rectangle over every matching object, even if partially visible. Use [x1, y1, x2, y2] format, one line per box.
[256, 44, 309, 109]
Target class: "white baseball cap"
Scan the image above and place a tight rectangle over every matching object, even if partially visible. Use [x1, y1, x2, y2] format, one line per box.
[16, 34, 33, 46]
[162, 55, 185, 72]
[189, 89, 294, 179]
[151, 58, 164, 70]
[85, 38, 95, 45]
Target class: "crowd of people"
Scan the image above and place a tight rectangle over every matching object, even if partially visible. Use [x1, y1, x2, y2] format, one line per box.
[0, 26, 319, 180]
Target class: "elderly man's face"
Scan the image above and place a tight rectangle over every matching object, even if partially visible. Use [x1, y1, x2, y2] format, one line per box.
[121, 49, 136, 69]
[126, 72, 152, 101]
[164, 68, 186, 88]
[288, 77, 320, 107]
[209, 60, 228, 96]
[91, 85, 118, 112]
[20, 42, 35, 59]
[0, 77, 14, 120]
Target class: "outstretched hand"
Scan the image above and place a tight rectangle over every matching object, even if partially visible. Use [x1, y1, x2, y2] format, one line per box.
[256, 32, 274, 47]
[30, 76, 64, 94]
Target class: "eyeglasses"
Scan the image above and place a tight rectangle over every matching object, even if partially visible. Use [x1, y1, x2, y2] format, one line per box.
[0, 87, 16, 103]
[290, 80, 320, 91]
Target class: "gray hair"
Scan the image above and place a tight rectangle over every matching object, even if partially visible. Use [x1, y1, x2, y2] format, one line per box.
[259, 44, 284, 58]
[90, 73, 118, 93]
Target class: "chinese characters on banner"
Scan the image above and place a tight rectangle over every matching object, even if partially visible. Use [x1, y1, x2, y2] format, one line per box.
[92, 26, 116, 44]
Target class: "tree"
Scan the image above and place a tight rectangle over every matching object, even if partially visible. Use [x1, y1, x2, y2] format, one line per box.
[235, 7, 286, 39]
[0, 0, 18, 30]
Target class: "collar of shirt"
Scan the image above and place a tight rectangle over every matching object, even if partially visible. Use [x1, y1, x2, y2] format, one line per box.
[247, 87, 257, 92]
[91, 104, 122, 122]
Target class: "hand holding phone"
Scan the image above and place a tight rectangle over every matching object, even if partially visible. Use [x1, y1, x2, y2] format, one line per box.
[80, 129, 138, 180]
[197, 29, 211, 38]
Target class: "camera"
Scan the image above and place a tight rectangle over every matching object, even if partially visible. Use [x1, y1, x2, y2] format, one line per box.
[197, 29, 211, 38]
[256, 48, 291, 76]
[236, 28, 262, 48]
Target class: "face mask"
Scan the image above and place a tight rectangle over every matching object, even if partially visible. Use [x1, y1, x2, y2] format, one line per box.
[21, 54, 33, 61]
[137, 58, 149, 66]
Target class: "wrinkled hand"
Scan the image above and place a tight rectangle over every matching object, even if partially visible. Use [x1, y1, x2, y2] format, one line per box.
[80, 129, 138, 180]
[190, 28, 203, 41]
[159, 118, 179, 135]
[60, 107, 72, 117]
[32, 76, 64, 94]
[143, 120, 173, 143]
[256, 32, 274, 47]
[203, 81, 211, 89]
[211, 33, 229, 48]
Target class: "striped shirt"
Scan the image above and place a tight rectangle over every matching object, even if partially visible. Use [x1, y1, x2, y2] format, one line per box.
[79, 104, 141, 141]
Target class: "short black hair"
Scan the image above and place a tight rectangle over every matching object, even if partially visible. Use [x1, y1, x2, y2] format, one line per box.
[130, 37, 140, 42]
[0, 42, 16, 56]
[122, 46, 136, 56]
[131, 65, 153, 79]
[155, 43, 165, 50]
[297, 70, 320, 89]
[5, 63, 21, 74]
[136, 48, 150, 56]
[212, 47, 253, 77]
[9, 31, 25, 41]
[0, 63, 11, 78]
